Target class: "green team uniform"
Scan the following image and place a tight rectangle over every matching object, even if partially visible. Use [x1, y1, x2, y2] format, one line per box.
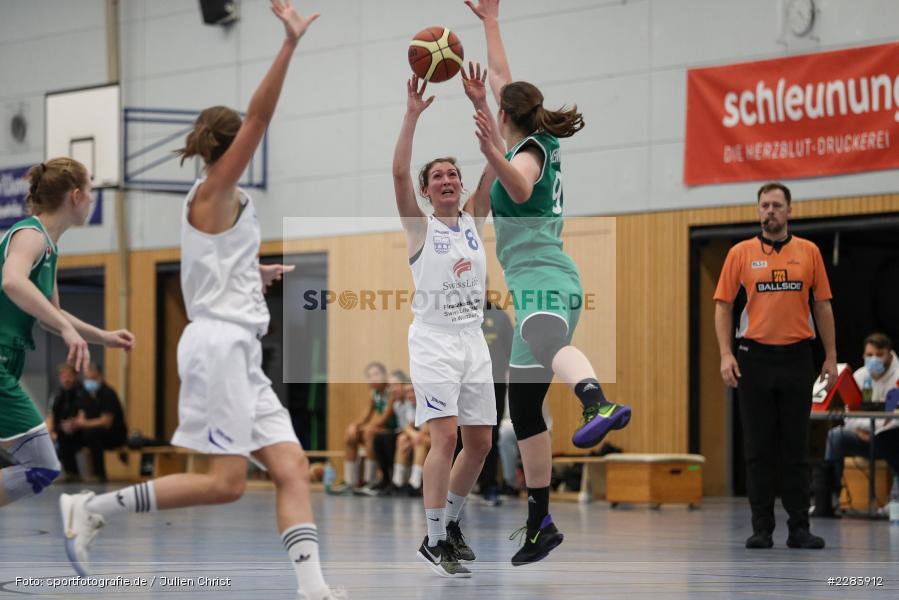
[0, 216, 57, 440]
[372, 388, 398, 430]
[491, 131, 583, 368]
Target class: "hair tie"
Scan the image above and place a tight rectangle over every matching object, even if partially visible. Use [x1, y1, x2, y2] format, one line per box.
[39, 162, 47, 173]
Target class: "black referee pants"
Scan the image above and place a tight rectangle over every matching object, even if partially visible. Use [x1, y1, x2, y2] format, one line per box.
[736, 340, 815, 535]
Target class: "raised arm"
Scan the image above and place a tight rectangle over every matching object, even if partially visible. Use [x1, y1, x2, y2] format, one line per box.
[205, 0, 318, 194]
[476, 123, 542, 203]
[392, 76, 432, 256]
[461, 62, 499, 221]
[464, 0, 511, 104]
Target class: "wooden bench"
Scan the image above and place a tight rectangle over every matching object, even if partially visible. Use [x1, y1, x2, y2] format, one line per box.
[550, 455, 608, 503]
[104, 446, 207, 482]
[841, 457, 893, 511]
[604, 453, 705, 509]
[106, 447, 346, 491]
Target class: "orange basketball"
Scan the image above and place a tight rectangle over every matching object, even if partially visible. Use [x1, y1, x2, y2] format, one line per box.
[408, 26, 464, 83]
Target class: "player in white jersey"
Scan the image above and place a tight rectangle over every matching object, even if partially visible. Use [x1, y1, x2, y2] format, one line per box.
[59, 4, 343, 599]
[392, 65, 502, 578]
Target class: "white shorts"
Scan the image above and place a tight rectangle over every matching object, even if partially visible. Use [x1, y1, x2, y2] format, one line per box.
[171, 319, 299, 456]
[409, 321, 496, 428]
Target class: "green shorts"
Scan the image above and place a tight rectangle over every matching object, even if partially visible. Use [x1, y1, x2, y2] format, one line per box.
[506, 268, 583, 369]
[0, 345, 44, 440]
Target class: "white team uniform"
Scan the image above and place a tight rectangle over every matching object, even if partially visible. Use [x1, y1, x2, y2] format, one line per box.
[408, 212, 496, 427]
[171, 179, 298, 456]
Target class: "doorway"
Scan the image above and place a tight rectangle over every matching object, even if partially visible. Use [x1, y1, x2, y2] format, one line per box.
[690, 213, 899, 496]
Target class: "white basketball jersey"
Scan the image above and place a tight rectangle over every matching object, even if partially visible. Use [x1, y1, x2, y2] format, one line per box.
[180, 179, 269, 337]
[410, 212, 486, 329]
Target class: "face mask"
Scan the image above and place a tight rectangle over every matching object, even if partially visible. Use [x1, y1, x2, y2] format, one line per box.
[864, 356, 886, 377]
[83, 379, 100, 394]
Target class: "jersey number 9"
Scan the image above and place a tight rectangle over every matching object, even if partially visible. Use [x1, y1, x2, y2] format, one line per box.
[552, 173, 563, 215]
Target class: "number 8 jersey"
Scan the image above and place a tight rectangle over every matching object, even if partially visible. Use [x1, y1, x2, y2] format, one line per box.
[409, 212, 486, 329]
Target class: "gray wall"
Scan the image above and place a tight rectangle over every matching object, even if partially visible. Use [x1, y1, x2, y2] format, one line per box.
[1, 0, 898, 254]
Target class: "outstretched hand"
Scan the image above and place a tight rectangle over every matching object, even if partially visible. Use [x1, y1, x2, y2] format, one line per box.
[104, 329, 136, 351]
[406, 75, 435, 116]
[461, 61, 488, 106]
[270, 0, 319, 42]
[260, 263, 295, 293]
[464, 0, 500, 21]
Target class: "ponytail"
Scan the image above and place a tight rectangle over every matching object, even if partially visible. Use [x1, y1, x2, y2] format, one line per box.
[501, 81, 585, 139]
[25, 158, 88, 215]
[177, 105, 242, 166]
[535, 104, 584, 139]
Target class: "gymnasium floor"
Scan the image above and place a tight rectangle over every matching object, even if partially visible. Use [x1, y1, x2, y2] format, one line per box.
[1, 484, 896, 599]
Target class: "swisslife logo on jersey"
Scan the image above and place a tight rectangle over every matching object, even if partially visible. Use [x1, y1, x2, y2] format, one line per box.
[453, 258, 472, 278]
[757, 269, 803, 293]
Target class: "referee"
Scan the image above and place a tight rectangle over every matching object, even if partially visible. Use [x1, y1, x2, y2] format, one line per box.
[714, 182, 837, 550]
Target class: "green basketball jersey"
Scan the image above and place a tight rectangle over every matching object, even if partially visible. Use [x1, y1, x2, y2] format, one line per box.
[490, 131, 578, 279]
[0, 216, 57, 350]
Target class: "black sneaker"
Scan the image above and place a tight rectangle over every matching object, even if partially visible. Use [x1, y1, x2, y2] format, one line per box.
[406, 484, 423, 498]
[416, 537, 471, 578]
[786, 529, 825, 549]
[509, 515, 564, 566]
[745, 532, 773, 549]
[379, 484, 402, 497]
[446, 521, 475, 562]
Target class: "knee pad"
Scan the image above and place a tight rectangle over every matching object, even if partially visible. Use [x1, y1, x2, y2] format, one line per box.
[509, 367, 553, 441]
[521, 313, 569, 368]
[2, 429, 60, 501]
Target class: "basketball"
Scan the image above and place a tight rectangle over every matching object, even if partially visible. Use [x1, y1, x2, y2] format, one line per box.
[408, 27, 464, 83]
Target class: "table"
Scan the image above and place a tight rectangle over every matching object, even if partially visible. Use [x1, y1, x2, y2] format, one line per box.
[809, 410, 896, 517]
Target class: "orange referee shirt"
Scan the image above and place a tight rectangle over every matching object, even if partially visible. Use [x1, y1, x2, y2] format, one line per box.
[714, 235, 832, 346]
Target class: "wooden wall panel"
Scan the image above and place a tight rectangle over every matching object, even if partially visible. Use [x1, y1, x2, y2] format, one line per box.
[66, 192, 899, 467]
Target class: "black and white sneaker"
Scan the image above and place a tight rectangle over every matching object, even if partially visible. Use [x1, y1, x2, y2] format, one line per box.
[445, 521, 475, 562]
[416, 537, 471, 578]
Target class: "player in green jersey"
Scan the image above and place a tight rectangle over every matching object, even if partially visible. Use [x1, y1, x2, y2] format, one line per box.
[467, 0, 631, 566]
[0, 157, 134, 510]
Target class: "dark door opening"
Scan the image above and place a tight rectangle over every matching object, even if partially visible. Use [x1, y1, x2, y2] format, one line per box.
[155, 253, 328, 449]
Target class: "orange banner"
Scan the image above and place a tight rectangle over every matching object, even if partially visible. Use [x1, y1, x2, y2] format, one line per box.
[684, 42, 899, 186]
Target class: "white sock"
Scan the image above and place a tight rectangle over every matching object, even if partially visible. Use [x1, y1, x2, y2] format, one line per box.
[409, 465, 423, 489]
[364, 459, 378, 484]
[445, 491, 467, 523]
[425, 507, 446, 546]
[282, 523, 328, 596]
[86, 481, 156, 518]
[343, 460, 357, 487]
[392, 464, 407, 488]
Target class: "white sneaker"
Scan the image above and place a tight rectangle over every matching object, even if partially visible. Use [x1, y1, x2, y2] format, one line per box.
[60, 491, 106, 576]
[297, 587, 348, 600]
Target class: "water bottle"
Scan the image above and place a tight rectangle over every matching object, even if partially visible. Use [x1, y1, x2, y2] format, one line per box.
[862, 376, 873, 404]
[889, 475, 899, 524]
[323, 461, 336, 493]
